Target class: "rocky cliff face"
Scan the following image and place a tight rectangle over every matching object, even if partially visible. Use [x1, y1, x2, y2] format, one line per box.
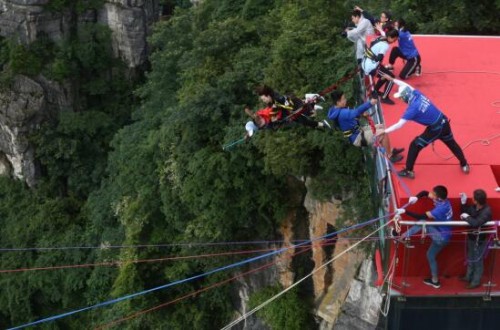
[303, 181, 383, 329]
[0, 0, 161, 185]
[233, 178, 383, 329]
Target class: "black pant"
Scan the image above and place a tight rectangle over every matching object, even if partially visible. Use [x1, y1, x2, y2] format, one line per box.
[295, 114, 319, 128]
[406, 117, 467, 171]
[373, 65, 395, 99]
[389, 47, 421, 80]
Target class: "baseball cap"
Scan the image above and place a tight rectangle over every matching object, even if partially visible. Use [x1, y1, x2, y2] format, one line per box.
[393, 85, 412, 103]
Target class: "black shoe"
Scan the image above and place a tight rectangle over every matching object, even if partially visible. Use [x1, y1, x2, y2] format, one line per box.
[423, 278, 441, 288]
[381, 97, 395, 105]
[392, 147, 405, 155]
[398, 169, 415, 179]
[389, 154, 404, 163]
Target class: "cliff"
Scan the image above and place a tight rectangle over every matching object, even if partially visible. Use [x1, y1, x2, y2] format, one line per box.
[0, 0, 161, 186]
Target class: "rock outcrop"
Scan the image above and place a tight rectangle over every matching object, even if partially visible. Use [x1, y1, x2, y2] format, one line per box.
[304, 181, 383, 329]
[0, 0, 161, 184]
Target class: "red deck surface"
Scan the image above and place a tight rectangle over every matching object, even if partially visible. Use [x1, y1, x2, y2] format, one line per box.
[380, 35, 500, 297]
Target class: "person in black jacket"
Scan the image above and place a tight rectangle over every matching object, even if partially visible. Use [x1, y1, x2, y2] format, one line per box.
[459, 189, 493, 289]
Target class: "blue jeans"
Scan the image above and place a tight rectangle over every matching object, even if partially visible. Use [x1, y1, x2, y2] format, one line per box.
[403, 223, 449, 278]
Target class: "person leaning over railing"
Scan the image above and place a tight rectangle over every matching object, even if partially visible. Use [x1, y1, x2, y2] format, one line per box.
[395, 185, 453, 289]
[459, 189, 493, 289]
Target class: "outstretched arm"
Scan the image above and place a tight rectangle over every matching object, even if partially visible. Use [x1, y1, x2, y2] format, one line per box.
[381, 74, 415, 92]
[384, 119, 408, 133]
[244, 106, 256, 119]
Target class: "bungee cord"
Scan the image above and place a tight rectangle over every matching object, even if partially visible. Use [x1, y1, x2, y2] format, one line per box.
[220, 220, 391, 330]
[8, 212, 390, 329]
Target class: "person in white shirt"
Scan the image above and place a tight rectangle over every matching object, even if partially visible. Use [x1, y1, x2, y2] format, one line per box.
[345, 9, 375, 64]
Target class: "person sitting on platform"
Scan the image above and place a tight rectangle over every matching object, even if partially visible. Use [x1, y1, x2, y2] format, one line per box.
[396, 185, 453, 289]
[459, 189, 493, 289]
[385, 18, 422, 79]
[327, 90, 404, 162]
[377, 75, 469, 179]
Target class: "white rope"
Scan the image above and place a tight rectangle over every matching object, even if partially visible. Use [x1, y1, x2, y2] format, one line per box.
[379, 248, 397, 317]
[220, 221, 391, 330]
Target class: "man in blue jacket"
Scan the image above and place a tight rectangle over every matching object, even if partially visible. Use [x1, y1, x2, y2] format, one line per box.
[377, 75, 469, 179]
[386, 19, 422, 79]
[327, 90, 403, 162]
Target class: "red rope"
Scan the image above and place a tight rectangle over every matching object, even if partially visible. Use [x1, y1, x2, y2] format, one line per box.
[95, 245, 315, 329]
[0, 247, 294, 274]
[318, 67, 361, 96]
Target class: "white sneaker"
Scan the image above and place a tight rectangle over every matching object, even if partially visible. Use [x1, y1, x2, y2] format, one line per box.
[416, 65, 422, 76]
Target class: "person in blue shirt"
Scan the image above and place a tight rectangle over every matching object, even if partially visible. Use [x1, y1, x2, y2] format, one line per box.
[396, 185, 453, 288]
[327, 90, 404, 162]
[377, 75, 469, 179]
[385, 19, 422, 79]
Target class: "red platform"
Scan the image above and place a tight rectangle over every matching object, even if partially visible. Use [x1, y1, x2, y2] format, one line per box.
[380, 35, 500, 297]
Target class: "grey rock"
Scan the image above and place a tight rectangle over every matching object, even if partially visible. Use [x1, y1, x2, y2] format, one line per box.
[0, 75, 46, 186]
[0, 0, 161, 184]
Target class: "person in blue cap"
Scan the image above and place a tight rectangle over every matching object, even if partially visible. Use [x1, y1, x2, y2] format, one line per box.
[377, 75, 469, 179]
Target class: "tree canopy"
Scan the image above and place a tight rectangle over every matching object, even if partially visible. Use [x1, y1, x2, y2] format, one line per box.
[1, 0, 499, 328]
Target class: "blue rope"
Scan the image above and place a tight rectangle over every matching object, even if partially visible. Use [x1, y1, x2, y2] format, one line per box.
[222, 138, 246, 151]
[9, 213, 392, 329]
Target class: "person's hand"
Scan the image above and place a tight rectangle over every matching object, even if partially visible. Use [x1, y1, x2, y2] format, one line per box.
[354, 5, 363, 12]
[375, 22, 383, 30]
[369, 98, 378, 105]
[376, 128, 385, 136]
[408, 196, 418, 205]
[460, 213, 470, 220]
[416, 190, 429, 198]
[381, 73, 393, 81]
[459, 192, 467, 205]
[396, 208, 406, 215]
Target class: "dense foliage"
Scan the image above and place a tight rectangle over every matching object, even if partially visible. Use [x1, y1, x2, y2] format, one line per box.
[1, 0, 499, 329]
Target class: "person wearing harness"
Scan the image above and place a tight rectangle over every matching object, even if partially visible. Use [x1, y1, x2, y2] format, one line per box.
[396, 185, 453, 289]
[459, 189, 493, 289]
[327, 90, 404, 162]
[385, 18, 422, 79]
[361, 29, 400, 105]
[244, 85, 329, 138]
[377, 75, 469, 179]
[344, 9, 374, 65]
